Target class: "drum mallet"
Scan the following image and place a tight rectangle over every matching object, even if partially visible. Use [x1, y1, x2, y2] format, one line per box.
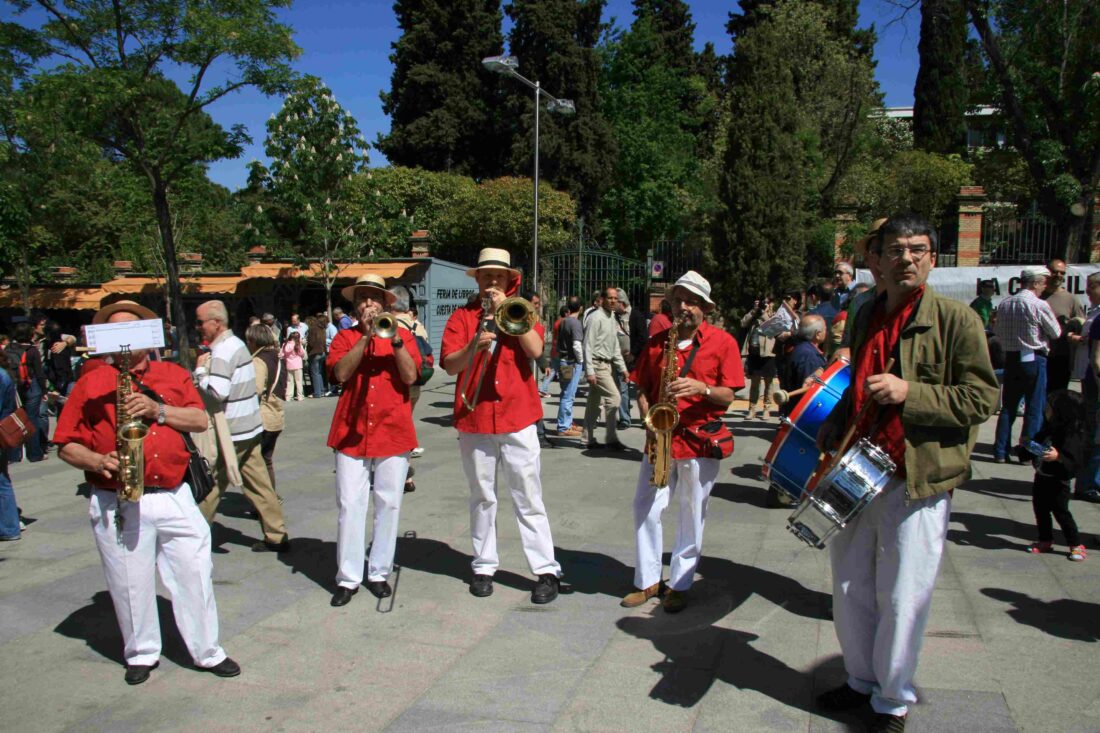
[773, 385, 811, 406]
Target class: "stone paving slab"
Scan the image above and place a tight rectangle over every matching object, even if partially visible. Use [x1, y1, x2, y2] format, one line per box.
[1, 376, 1099, 732]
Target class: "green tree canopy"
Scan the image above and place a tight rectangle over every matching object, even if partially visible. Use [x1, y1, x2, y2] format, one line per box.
[913, 0, 969, 155]
[377, 0, 509, 178]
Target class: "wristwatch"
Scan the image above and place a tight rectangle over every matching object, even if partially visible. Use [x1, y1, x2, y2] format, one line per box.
[157, 404, 167, 425]
[391, 337, 404, 349]
[704, 385, 712, 397]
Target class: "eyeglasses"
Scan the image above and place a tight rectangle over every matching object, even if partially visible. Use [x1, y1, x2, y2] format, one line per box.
[881, 244, 932, 260]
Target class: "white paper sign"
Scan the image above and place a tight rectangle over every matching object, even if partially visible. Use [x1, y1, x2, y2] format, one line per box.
[83, 319, 165, 355]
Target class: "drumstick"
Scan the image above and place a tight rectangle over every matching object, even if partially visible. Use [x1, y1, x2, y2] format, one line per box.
[773, 384, 812, 405]
[824, 357, 896, 475]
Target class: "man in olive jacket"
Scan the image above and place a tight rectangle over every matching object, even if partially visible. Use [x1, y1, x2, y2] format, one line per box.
[814, 214, 998, 733]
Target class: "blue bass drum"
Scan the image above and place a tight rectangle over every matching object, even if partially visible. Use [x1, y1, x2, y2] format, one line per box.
[761, 358, 850, 502]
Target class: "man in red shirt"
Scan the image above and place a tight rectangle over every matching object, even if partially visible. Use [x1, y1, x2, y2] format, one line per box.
[815, 215, 997, 733]
[441, 248, 562, 604]
[623, 271, 744, 613]
[54, 300, 239, 686]
[327, 274, 421, 607]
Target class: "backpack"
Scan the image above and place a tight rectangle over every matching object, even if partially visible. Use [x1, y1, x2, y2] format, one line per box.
[413, 333, 434, 386]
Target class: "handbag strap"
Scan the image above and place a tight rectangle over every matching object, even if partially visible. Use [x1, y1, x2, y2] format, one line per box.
[132, 379, 202, 454]
[678, 340, 701, 378]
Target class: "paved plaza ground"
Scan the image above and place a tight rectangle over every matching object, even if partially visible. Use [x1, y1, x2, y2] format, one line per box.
[1, 376, 1099, 732]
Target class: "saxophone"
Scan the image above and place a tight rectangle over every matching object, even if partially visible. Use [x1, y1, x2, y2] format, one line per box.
[644, 315, 686, 486]
[116, 346, 148, 504]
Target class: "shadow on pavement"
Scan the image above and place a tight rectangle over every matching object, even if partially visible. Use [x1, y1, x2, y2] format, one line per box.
[419, 415, 453, 428]
[710, 480, 767, 508]
[947, 511, 1034, 552]
[276, 536, 337, 592]
[579, 446, 643, 461]
[960, 477, 1032, 502]
[55, 591, 193, 668]
[981, 587, 1100, 642]
[393, 535, 532, 592]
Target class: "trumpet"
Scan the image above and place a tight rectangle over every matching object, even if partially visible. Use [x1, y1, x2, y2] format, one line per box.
[459, 294, 537, 410]
[372, 312, 398, 339]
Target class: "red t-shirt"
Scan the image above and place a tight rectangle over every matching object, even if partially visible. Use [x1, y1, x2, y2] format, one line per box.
[631, 321, 745, 459]
[325, 327, 422, 458]
[850, 287, 925, 471]
[441, 301, 546, 434]
[551, 317, 563, 356]
[53, 361, 204, 490]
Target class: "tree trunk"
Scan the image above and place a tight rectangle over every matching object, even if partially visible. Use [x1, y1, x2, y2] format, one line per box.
[152, 179, 192, 367]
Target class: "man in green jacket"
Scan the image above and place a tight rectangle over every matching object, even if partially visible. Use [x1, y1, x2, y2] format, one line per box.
[815, 213, 998, 733]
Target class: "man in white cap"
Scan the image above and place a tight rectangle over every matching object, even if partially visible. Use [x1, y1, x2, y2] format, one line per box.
[992, 265, 1062, 462]
[54, 300, 239, 685]
[327, 274, 422, 607]
[622, 271, 743, 614]
[441, 248, 563, 604]
[815, 214, 997, 733]
[194, 300, 290, 552]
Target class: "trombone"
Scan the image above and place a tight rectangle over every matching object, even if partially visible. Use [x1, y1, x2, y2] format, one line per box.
[459, 295, 537, 410]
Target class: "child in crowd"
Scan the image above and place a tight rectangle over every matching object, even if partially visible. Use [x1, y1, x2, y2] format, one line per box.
[1028, 390, 1088, 561]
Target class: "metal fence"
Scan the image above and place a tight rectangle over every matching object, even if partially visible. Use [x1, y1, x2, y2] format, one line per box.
[981, 208, 1063, 265]
[543, 243, 649, 312]
[650, 240, 703, 283]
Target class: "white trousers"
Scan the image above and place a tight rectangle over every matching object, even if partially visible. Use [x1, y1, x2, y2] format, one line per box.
[89, 487, 226, 668]
[335, 451, 410, 588]
[829, 477, 951, 716]
[459, 425, 561, 577]
[632, 455, 719, 591]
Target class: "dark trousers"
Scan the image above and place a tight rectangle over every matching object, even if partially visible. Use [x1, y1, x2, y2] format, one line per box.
[995, 353, 1046, 459]
[1046, 351, 1071, 394]
[1032, 473, 1079, 546]
[261, 430, 281, 491]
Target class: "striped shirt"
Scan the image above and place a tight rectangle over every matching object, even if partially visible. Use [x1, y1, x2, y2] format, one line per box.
[195, 330, 263, 441]
[992, 289, 1061, 354]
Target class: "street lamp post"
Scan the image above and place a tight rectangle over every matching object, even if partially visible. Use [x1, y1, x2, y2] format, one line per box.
[482, 55, 575, 292]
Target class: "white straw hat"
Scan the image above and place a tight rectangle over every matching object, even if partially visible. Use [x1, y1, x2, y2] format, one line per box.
[465, 248, 521, 279]
[670, 270, 715, 311]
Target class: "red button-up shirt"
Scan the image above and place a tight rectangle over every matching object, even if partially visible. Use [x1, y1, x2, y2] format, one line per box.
[442, 301, 545, 435]
[631, 321, 745, 459]
[53, 361, 203, 490]
[326, 327, 421, 458]
[850, 287, 925, 471]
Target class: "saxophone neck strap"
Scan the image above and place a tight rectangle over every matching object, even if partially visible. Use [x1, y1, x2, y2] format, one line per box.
[678, 341, 701, 379]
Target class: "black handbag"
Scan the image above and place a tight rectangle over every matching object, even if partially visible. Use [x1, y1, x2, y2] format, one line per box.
[135, 382, 215, 504]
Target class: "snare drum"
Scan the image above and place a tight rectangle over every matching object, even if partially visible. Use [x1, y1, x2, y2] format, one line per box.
[761, 358, 850, 502]
[787, 438, 896, 549]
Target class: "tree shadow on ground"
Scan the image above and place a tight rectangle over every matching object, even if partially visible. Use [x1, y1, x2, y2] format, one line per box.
[55, 590, 193, 668]
[981, 587, 1100, 642]
[948, 511, 1035, 552]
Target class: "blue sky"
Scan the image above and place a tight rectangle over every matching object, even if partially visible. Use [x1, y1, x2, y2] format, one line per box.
[194, 1, 923, 190]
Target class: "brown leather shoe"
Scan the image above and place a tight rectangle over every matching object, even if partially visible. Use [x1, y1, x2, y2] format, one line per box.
[620, 581, 664, 608]
[662, 589, 688, 613]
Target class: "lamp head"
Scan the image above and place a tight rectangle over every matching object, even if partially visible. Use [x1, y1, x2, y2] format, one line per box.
[547, 99, 576, 115]
[482, 55, 519, 74]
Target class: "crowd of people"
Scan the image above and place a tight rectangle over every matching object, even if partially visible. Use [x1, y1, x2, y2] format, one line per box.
[1, 212, 1097, 733]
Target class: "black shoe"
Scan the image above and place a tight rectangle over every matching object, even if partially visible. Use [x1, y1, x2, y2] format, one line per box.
[816, 684, 871, 711]
[404, 480, 416, 493]
[331, 586, 358, 607]
[605, 441, 629, 452]
[203, 657, 241, 678]
[251, 538, 291, 553]
[616, 420, 631, 430]
[870, 712, 907, 733]
[124, 661, 158, 685]
[531, 574, 560, 604]
[470, 574, 494, 597]
[539, 436, 558, 449]
[366, 580, 392, 599]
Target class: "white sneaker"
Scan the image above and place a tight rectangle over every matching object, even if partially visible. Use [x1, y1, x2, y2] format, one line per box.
[410, 447, 425, 458]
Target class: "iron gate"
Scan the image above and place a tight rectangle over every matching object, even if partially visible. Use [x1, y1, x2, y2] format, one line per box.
[981, 206, 1063, 264]
[543, 243, 649, 312]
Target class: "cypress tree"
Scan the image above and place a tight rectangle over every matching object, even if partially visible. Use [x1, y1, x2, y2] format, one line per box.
[913, 0, 969, 155]
[631, 0, 696, 76]
[378, 0, 509, 178]
[505, 0, 617, 228]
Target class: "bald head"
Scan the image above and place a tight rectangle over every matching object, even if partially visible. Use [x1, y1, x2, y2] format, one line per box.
[798, 314, 827, 345]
